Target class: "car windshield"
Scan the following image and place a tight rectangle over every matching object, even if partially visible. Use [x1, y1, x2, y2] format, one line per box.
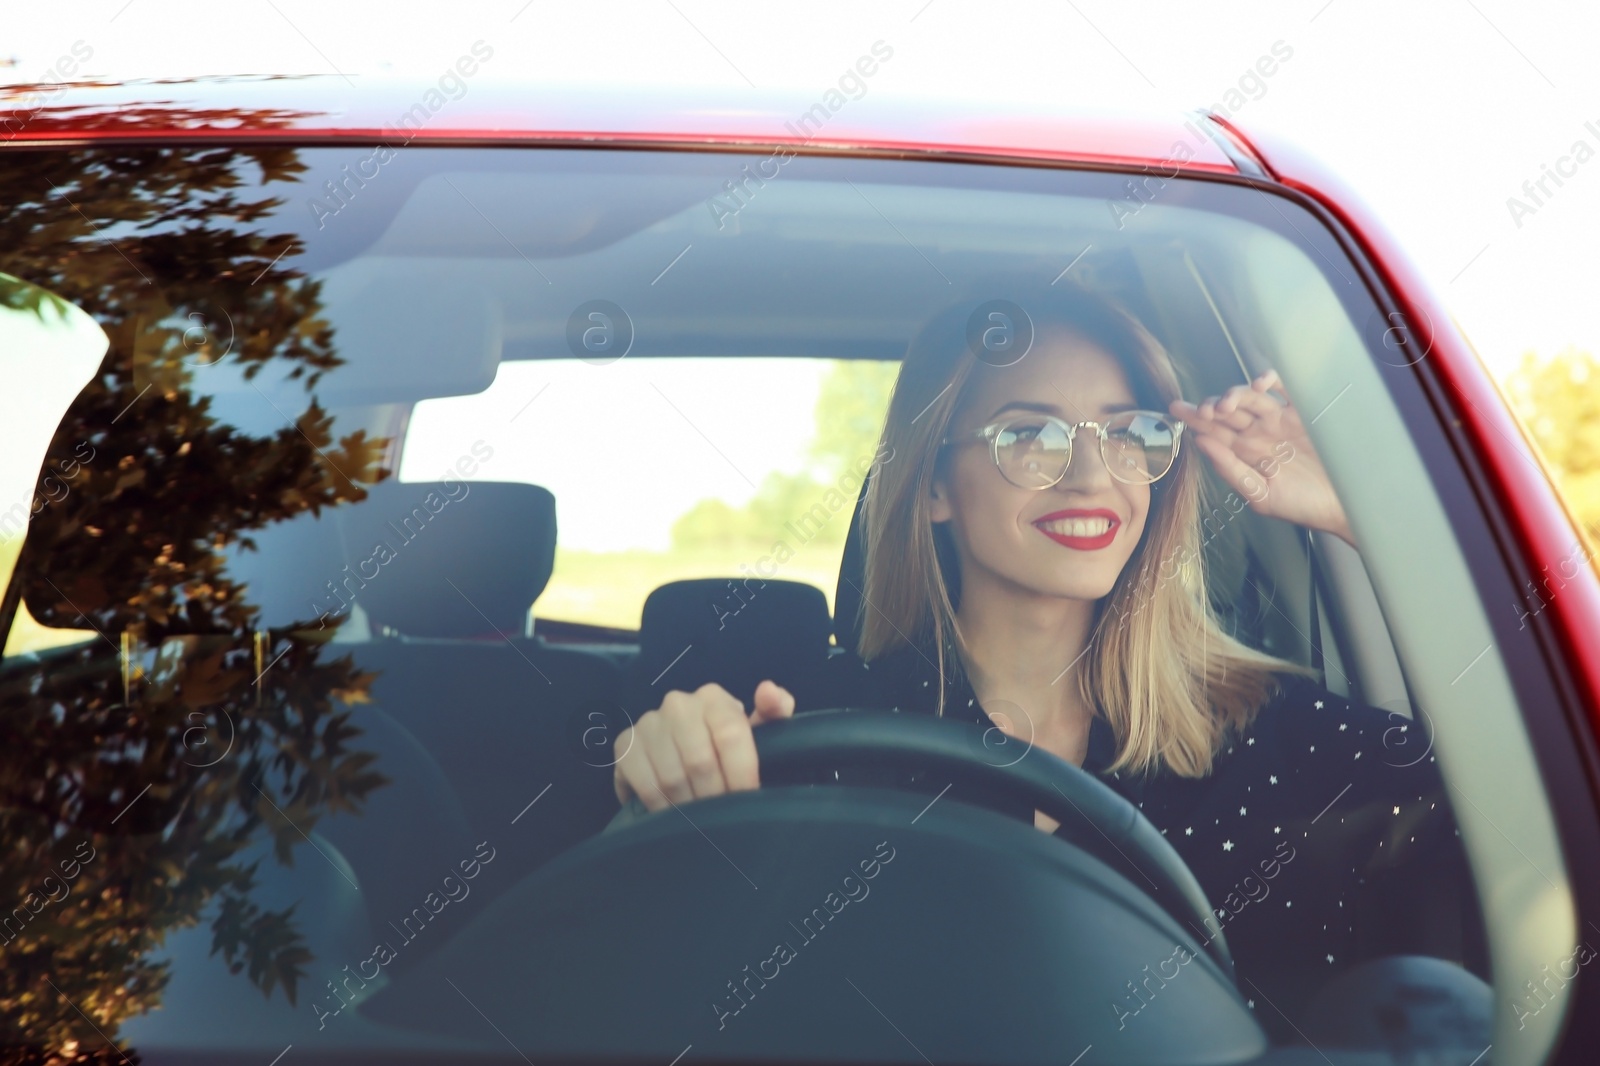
[0, 143, 1523, 1065]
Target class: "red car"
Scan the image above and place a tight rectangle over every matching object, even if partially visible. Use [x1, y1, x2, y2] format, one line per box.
[1, 68, 1597, 1065]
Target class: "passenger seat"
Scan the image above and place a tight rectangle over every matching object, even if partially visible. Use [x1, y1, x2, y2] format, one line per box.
[334, 480, 625, 888]
[219, 505, 475, 970]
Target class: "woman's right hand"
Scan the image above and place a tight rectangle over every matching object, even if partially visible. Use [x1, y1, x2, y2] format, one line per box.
[613, 679, 796, 812]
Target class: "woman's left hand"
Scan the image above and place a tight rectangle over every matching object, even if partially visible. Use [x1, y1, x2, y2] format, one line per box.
[1169, 369, 1357, 549]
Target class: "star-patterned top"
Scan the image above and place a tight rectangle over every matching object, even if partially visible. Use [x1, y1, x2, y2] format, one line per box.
[821, 640, 1487, 1041]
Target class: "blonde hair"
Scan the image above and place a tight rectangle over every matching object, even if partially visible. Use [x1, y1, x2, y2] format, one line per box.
[856, 287, 1315, 779]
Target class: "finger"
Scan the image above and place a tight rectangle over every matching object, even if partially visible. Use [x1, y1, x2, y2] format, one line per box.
[1250, 370, 1297, 413]
[1253, 369, 1286, 400]
[1175, 401, 1240, 447]
[1196, 376, 1285, 418]
[1209, 401, 1259, 434]
[1186, 422, 1240, 450]
[707, 700, 761, 791]
[616, 721, 673, 811]
[1193, 434, 1269, 501]
[1217, 387, 1285, 431]
[664, 698, 726, 800]
[613, 727, 639, 805]
[639, 704, 696, 807]
[1213, 383, 1250, 416]
[1213, 382, 1271, 419]
[750, 679, 796, 724]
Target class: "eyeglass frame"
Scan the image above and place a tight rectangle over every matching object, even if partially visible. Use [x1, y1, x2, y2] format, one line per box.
[939, 410, 1187, 488]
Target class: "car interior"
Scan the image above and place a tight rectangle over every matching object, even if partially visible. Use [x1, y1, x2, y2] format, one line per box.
[0, 145, 1572, 1064]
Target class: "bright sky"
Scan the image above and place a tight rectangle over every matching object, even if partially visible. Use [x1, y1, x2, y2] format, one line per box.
[0, 297, 107, 537]
[400, 359, 830, 551]
[6, 0, 1598, 381]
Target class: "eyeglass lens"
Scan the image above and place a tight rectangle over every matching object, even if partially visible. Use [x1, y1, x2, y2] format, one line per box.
[993, 412, 1177, 487]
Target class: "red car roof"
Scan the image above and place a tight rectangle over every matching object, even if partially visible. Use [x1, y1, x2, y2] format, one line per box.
[1, 74, 1244, 172]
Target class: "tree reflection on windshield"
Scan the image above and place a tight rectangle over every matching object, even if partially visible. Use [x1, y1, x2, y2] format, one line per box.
[0, 138, 390, 1062]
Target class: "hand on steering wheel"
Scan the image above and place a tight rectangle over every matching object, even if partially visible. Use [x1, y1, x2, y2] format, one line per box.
[613, 680, 795, 811]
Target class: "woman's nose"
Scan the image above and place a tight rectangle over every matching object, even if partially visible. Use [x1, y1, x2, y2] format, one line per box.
[1055, 426, 1113, 491]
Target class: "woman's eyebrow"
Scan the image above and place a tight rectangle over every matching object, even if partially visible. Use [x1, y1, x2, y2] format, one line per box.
[987, 399, 1143, 420]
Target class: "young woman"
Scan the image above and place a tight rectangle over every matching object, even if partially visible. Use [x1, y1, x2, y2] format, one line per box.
[612, 285, 1481, 1033]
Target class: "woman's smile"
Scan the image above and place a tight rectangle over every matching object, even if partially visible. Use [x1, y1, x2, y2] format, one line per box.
[1032, 507, 1121, 550]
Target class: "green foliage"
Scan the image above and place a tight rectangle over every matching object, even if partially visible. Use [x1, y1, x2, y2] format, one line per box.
[808, 360, 901, 481]
[0, 273, 75, 321]
[1503, 347, 1600, 544]
[670, 361, 898, 553]
[669, 498, 753, 551]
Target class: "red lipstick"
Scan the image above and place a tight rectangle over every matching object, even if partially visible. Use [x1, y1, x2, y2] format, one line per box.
[1032, 508, 1121, 551]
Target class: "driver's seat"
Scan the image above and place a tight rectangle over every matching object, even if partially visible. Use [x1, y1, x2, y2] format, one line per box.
[832, 470, 880, 656]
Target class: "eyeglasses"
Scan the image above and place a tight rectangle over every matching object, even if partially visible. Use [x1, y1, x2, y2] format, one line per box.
[941, 410, 1185, 488]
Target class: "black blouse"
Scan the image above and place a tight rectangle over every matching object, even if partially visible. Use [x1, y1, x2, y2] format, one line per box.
[821, 641, 1486, 1039]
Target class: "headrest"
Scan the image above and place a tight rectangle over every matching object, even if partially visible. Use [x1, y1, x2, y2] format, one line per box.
[334, 480, 556, 639]
[221, 507, 347, 631]
[631, 578, 833, 709]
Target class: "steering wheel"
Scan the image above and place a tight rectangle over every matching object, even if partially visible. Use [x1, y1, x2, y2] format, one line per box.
[750, 708, 1233, 974]
[365, 706, 1263, 1064]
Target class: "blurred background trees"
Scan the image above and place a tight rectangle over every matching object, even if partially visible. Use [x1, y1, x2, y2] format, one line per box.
[668, 359, 898, 553]
[1502, 346, 1600, 552]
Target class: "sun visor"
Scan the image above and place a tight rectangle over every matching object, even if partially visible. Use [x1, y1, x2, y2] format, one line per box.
[315, 269, 503, 405]
[171, 269, 503, 415]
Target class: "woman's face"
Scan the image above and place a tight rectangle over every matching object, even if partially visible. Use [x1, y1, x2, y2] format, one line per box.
[931, 331, 1153, 605]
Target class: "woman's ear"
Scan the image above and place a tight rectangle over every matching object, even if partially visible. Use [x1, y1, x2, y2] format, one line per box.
[929, 472, 954, 523]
